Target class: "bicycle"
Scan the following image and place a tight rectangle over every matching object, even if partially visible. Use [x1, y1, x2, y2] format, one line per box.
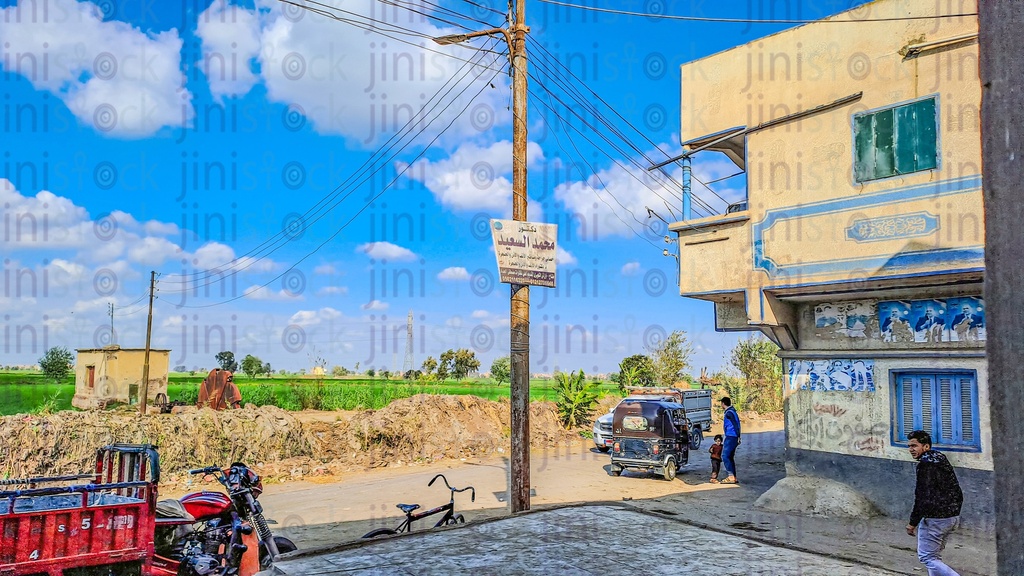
[362, 474, 475, 538]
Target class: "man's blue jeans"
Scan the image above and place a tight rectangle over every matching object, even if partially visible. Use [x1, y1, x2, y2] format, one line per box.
[917, 516, 961, 576]
[722, 435, 739, 478]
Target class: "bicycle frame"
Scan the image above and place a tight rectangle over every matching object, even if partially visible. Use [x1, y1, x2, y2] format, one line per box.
[393, 501, 456, 533]
[363, 474, 474, 538]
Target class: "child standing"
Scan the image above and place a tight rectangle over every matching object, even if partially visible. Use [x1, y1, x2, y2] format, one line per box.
[709, 435, 724, 483]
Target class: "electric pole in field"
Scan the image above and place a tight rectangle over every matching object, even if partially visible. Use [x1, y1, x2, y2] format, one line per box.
[432, 0, 531, 513]
[139, 271, 156, 415]
[108, 302, 115, 345]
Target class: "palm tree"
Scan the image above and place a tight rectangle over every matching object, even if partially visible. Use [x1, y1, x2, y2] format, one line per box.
[554, 370, 600, 429]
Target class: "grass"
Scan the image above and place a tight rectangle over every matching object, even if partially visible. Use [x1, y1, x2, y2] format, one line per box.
[0, 371, 620, 416]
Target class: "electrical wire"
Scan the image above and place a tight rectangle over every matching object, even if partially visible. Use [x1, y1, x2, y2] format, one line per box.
[161, 37, 506, 291]
[535, 0, 976, 24]
[159, 54, 507, 309]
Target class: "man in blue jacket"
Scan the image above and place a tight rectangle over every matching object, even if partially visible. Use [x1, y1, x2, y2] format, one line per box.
[720, 397, 741, 484]
[906, 430, 963, 576]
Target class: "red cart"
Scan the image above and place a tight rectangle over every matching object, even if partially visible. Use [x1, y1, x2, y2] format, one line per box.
[0, 444, 159, 576]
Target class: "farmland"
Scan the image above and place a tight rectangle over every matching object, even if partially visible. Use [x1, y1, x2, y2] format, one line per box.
[0, 371, 619, 416]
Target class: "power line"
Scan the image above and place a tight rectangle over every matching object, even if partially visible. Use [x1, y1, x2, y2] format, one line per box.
[161, 54, 507, 309]
[535, 0, 976, 24]
[161, 37, 506, 290]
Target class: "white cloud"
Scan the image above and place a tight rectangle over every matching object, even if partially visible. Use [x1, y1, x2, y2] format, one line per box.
[356, 241, 417, 262]
[243, 285, 302, 301]
[289, 307, 342, 326]
[471, 310, 490, 319]
[196, 1, 262, 99]
[555, 247, 576, 266]
[0, 0, 193, 137]
[314, 264, 338, 275]
[127, 237, 181, 266]
[621, 261, 641, 276]
[437, 266, 470, 281]
[553, 143, 731, 239]
[317, 286, 348, 296]
[408, 141, 544, 212]
[361, 299, 388, 311]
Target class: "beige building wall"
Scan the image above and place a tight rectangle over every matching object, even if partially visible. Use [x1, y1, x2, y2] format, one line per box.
[675, 0, 981, 310]
[73, 347, 170, 409]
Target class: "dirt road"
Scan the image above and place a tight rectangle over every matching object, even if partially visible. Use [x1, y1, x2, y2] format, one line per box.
[251, 421, 785, 548]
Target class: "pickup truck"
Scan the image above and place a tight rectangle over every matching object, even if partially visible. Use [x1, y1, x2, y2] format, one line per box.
[593, 386, 713, 451]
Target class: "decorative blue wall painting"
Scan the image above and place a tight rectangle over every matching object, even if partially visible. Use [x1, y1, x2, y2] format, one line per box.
[788, 359, 875, 392]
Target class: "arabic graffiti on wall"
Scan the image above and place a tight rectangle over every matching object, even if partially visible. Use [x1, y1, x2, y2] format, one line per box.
[791, 402, 888, 453]
[788, 359, 875, 392]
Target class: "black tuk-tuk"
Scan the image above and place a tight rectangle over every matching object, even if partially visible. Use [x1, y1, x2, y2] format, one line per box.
[609, 399, 690, 480]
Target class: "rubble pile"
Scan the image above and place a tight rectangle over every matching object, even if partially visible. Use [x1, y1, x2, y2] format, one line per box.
[0, 395, 581, 485]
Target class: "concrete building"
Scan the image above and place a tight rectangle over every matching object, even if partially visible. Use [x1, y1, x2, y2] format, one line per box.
[671, 0, 989, 524]
[73, 346, 171, 409]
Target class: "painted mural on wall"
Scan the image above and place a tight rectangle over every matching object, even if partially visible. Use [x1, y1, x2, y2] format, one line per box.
[788, 359, 875, 392]
[878, 300, 914, 343]
[910, 300, 947, 343]
[876, 297, 986, 344]
[947, 296, 985, 342]
[814, 301, 875, 339]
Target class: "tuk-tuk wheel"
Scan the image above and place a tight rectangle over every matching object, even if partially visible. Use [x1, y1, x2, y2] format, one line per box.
[610, 464, 622, 477]
[663, 457, 677, 481]
[690, 426, 703, 450]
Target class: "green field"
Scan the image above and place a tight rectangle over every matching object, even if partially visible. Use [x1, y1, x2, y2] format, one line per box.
[0, 372, 618, 416]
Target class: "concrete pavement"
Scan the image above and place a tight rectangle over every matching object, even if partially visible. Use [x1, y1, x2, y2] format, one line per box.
[261, 504, 901, 575]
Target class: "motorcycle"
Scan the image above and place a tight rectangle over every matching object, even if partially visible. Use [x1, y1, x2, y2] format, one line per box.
[151, 462, 297, 576]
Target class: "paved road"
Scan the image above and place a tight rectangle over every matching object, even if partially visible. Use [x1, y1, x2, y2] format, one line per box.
[259, 430, 786, 548]
[262, 505, 900, 576]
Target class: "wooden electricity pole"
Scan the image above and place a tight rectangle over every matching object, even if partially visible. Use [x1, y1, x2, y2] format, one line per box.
[508, 0, 531, 514]
[139, 271, 156, 415]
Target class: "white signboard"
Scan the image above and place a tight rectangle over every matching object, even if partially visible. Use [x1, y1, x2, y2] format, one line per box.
[490, 219, 557, 288]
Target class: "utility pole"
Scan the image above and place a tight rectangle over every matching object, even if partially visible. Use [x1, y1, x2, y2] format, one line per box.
[139, 271, 156, 415]
[108, 303, 115, 345]
[508, 0, 531, 514]
[979, 2, 1024, 573]
[433, 0, 531, 513]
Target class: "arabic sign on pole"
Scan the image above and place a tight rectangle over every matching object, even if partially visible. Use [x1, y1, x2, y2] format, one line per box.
[490, 219, 557, 288]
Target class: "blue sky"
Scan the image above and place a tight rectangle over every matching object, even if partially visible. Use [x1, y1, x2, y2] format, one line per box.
[0, 0, 867, 375]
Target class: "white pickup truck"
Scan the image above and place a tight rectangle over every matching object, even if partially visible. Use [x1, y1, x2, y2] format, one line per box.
[592, 386, 714, 451]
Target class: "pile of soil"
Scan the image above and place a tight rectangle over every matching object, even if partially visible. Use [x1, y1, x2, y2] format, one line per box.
[0, 395, 583, 488]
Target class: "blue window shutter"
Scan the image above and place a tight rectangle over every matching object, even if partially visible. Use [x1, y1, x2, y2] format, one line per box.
[958, 375, 976, 446]
[938, 376, 954, 444]
[919, 374, 934, 436]
[900, 374, 915, 440]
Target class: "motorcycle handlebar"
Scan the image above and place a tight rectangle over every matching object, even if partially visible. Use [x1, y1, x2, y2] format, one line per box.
[188, 466, 222, 475]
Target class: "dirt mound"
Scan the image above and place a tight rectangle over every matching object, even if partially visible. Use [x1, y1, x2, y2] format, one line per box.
[0, 395, 582, 486]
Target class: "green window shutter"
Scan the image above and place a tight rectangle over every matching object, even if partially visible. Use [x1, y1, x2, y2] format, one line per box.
[872, 109, 895, 179]
[854, 114, 876, 182]
[895, 104, 919, 174]
[914, 98, 938, 171]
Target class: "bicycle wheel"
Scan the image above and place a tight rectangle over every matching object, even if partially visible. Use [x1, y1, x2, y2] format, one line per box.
[446, 514, 465, 525]
[362, 528, 399, 539]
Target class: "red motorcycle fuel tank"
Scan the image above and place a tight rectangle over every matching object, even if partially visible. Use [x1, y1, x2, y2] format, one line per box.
[181, 491, 233, 520]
